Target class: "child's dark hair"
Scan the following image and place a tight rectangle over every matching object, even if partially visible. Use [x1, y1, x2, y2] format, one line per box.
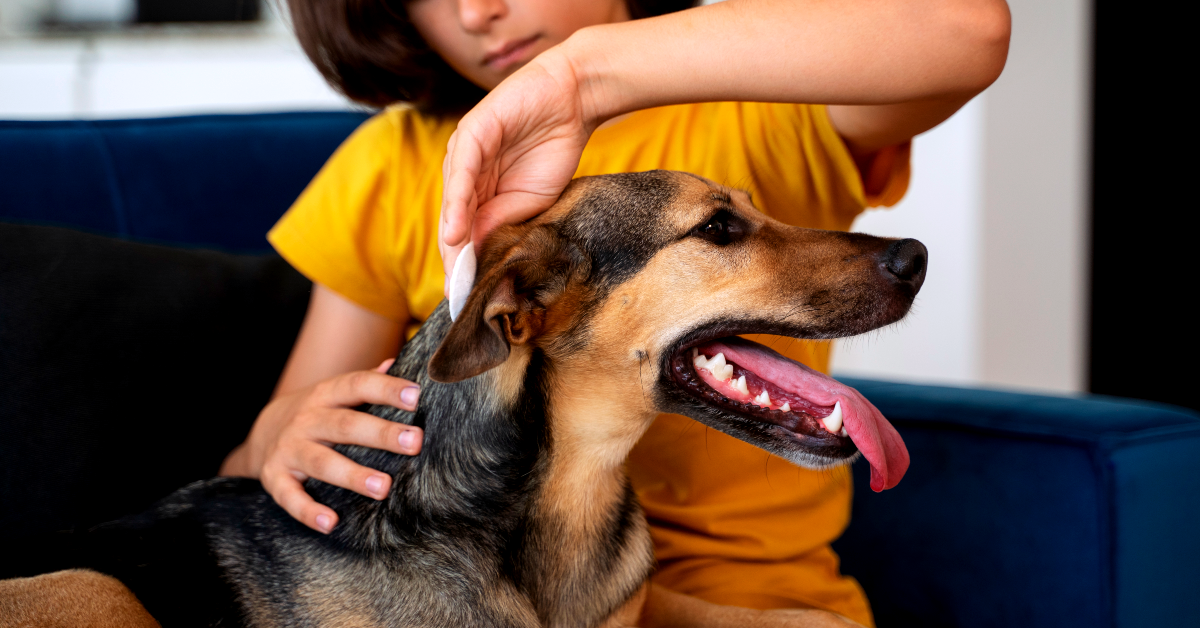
[288, 0, 699, 116]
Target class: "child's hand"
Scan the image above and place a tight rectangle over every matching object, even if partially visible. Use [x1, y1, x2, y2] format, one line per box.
[219, 359, 422, 534]
[439, 48, 600, 284]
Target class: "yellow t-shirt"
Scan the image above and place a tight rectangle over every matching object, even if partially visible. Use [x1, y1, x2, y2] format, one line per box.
[269, 102, 910, 626]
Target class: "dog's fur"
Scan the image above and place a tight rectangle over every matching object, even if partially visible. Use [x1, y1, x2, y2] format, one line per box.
[0, 171, 925, 628]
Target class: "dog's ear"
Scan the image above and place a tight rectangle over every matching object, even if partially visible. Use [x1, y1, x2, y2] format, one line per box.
[429, 226, 578, 383]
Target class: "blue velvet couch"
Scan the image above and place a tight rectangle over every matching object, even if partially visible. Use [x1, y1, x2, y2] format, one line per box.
[2, 113, 1198, 628]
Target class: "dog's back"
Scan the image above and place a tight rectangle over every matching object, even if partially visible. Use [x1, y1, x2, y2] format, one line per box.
[20, 478, 544, 628]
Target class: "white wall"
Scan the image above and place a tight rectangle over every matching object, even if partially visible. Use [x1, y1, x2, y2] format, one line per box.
[832, 0, 1091, 394]
[0, 24, 355, 118]
[978, 0, 1090, 393]
[832, 100, 984, 386]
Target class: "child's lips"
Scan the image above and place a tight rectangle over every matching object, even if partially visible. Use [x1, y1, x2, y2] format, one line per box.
[483, 35, 541, 70]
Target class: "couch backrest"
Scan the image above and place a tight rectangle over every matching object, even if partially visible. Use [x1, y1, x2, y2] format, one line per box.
[0, 112, 370, 253]
[0, 113, 370, 550]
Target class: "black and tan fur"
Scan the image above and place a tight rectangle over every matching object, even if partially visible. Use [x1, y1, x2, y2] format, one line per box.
[0, 171, 926, 628]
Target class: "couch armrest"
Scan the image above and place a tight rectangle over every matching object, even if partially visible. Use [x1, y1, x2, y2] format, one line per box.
[833, 378, 1200, 628]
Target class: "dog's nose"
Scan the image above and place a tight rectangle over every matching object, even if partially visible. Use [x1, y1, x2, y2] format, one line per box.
[883, 238, 928, 290]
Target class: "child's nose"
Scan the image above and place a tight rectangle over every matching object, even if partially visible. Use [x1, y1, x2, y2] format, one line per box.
[458, 0, 508, 33]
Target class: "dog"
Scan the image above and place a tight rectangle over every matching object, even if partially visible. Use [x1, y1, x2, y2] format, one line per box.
[0, 170, 925, 628]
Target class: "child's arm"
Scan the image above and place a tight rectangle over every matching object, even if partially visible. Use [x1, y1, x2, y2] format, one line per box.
[439, 0, 1010, 273]
[219, 284, 424, 533]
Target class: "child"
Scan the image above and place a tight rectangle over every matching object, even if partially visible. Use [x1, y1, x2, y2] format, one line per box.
[220, 0, 1009, 624]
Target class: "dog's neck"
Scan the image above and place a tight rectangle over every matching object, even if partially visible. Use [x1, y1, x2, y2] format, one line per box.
[307, 302, 653, 627]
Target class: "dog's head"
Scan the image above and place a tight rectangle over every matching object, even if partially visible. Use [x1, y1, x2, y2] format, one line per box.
[429, 170, 925, 491]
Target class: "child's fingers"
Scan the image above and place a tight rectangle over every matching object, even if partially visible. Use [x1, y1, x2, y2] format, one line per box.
[311, 408, 423, 457]
[441, 126, 485, 251]
[261, 465, 339, 534]
[471, 190, 561, 247]
[440, 240, 469, 298]
[313, 370, 420, 412]
[290, 441, 394, 503]
[374, 358, 396, 373]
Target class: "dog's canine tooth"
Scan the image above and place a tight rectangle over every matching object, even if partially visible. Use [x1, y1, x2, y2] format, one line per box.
[822, 401, 844, 434]
[709, 352, 726, 370]
[707, 353, 733, 381]
[840, 427, 849, 437]
[755, 390, 771, 406]
[779, 402, 791, 412]
[734, 375, 749, 396]
[693, 351, 737, 383]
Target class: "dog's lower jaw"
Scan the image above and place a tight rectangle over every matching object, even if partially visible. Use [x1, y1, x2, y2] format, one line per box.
[651, 364, 858, 475]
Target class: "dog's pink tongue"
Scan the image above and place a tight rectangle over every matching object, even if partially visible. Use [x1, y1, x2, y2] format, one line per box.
[707, 339, 910, 491]
[841, 392, 909, 492]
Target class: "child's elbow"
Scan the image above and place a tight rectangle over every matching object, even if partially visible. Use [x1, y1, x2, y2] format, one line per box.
[950, 0, 1013, 94]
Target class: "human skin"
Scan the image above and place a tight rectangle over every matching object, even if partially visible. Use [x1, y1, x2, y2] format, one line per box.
[219, 285, 422, 534]
[435, 0, 1012, 275]
[222, 0, 1011, 541]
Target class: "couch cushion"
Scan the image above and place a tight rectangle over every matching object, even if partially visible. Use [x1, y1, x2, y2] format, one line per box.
[0, 222, 310, 543]
[834, 378, 1200, 628]
[0, 112, 370, 253]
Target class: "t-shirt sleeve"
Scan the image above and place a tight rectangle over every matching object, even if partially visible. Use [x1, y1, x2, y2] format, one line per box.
[267, 113, 410, 322]
[807, 104, 912, 210]
[859, 139, 912, 208]
[738, 103, 911, 232]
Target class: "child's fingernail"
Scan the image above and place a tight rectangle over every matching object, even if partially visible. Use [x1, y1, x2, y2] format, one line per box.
[315, 513, 333, 533]
[366, 474, 387, 497]
[399, 429, 421, 452]
[400, 386, 420, 408]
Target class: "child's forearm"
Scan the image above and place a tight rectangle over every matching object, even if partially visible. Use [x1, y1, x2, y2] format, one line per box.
[562, 0, 1010, 140]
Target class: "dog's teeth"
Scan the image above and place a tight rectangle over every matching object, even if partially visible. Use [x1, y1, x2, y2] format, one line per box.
[708, 353, 734, 381]
[734, 375, 749, 396]
[822, 401, 844, 434]
[755, 390, 771, 406]
[839, 426, 849, 437]
[694, 351, 735, 382]
[779, 402, 791, 412]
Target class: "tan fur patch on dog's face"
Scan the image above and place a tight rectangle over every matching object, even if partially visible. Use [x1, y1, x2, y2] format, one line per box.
[540, 173, 900, 442]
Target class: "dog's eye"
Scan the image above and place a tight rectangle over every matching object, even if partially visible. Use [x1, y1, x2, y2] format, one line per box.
[690, 210, 745, 246]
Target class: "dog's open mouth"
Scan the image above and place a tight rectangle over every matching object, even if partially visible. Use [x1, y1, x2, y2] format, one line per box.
[669, 337, 909, 491]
